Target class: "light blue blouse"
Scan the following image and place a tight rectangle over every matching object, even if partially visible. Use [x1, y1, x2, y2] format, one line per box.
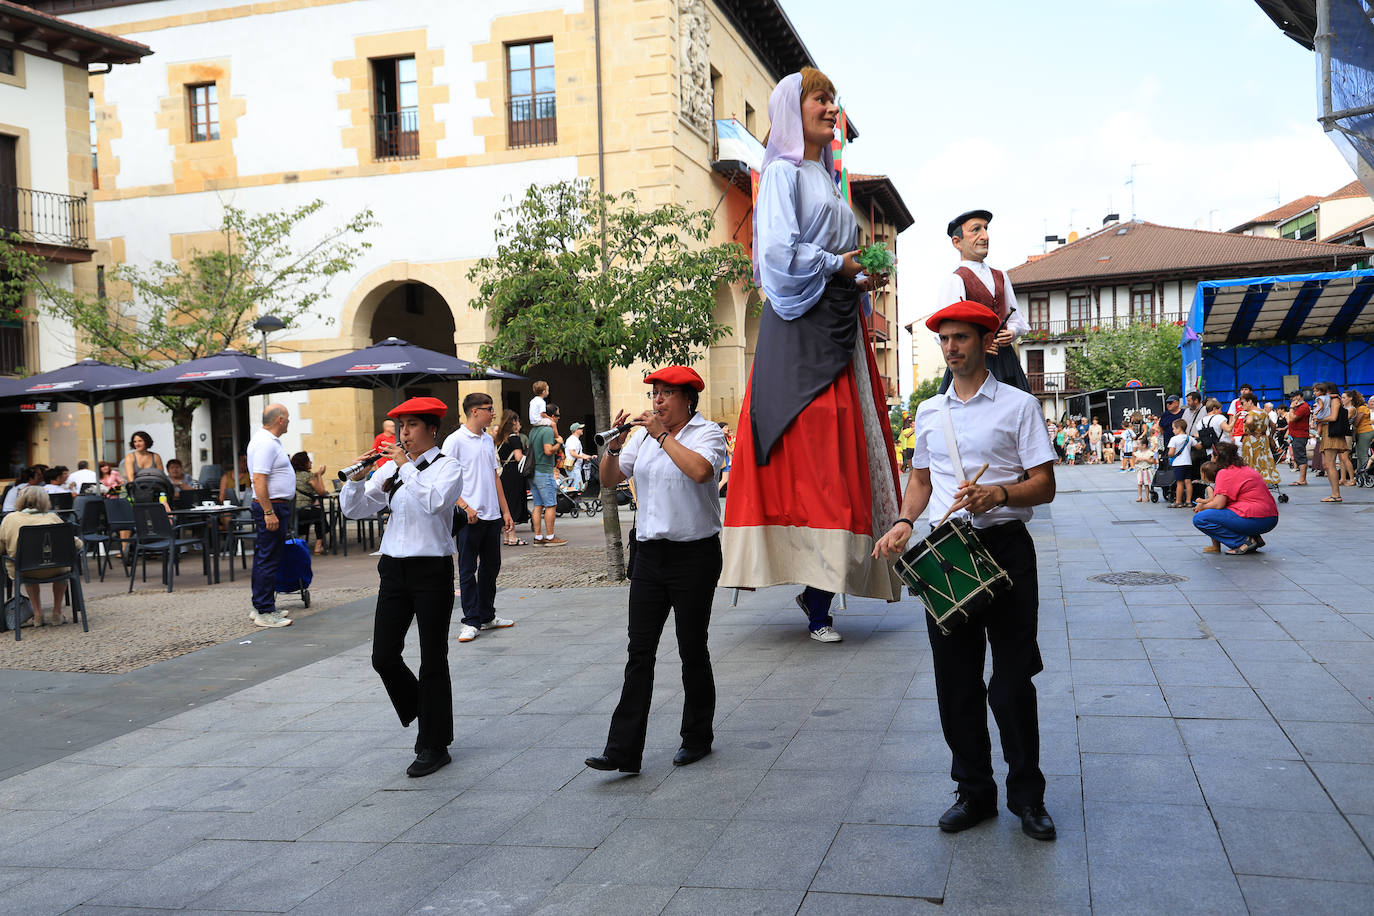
[755, 159, 860, 320]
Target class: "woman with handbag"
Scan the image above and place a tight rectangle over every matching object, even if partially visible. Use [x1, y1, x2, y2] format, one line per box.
[1346, 390, 1373, 474]
[494, 409, 530, 545]
[1316, 381, 1351, 502]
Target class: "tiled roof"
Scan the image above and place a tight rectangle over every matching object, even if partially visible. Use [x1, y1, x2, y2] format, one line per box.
[1008, 220, 1374, 288]
[1322, 179, 1368, 200]
[0, 0, 151, 64]
[847, 174, 914, 233]
[1230, 195, 1320, 231]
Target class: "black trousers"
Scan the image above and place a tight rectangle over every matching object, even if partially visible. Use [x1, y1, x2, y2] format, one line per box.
[456, 518, 502, 628]
[372, 555, 455, 753]
[604, 535, 722, 767]
[925, 520, 1046, 811]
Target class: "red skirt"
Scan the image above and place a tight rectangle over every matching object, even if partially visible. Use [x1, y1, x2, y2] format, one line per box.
[722, 322, 902, 599]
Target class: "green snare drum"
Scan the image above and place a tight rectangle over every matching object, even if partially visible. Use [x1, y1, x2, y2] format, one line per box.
[895, 518, 1014, 635]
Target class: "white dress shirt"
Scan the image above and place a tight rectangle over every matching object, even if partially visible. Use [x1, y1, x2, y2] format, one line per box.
[935, 260, 1031, 339]
[67, 468, 98, 493]
[619, 412, 728, 542]
[910, 374, 1057, 529]
[340, 446, 463, 557]
[246, 426, 296, 500]
[441, 426, 501, 521]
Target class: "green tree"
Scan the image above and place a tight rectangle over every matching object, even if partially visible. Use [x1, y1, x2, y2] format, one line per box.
[1067, 321, 1183, 391]
[889, 375, 943, 440]
[467, 179, 754, 579]
[0, 201, 376, 465]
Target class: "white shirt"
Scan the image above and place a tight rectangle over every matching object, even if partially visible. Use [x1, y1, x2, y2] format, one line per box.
[340, 446, 463, 557]
[910, 374, 1057, 529]
[441, 426, 501, 521]
[618, 411, 727, 542]
[565, 432, 585, 460]
[529, 395, 547, 426]
[68, 468, 98, 493]
[2, 483, 29, 512]
[246, 426, 295, 500]
[936, 260, 1031, 339]
[43, 484, 68, 495]
[1167, 433, 1193, 466]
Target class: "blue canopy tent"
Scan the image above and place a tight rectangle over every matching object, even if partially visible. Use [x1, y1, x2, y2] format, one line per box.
[1180, 268, 1374, 403]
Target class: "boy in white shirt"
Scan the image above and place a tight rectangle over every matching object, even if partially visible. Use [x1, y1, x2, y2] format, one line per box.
[1167, 418, 1196, 508]
[528, 380, 553, 428]
[1119, 426, 1136, 471]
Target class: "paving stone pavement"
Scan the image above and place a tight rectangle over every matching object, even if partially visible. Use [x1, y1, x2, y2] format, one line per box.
[1, 464, 1371, 914]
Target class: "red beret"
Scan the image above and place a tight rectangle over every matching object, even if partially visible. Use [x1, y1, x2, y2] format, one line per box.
[643, 365, 705, 391]
[387, 396, 448, 419]
[925, 300, 1000, 334]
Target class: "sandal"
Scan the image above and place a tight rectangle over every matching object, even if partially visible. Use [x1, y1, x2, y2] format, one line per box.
[1226, 539, 1259, 555]
[1321, 496, 1343, 503]
[504, 537, 529, 547]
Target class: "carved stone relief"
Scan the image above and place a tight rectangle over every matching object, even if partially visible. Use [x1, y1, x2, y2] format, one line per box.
[679, 0, 712, 135]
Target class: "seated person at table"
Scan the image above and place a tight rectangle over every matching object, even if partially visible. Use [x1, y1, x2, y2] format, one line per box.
[291, 451, 328, 555]
[219, 456, 250, 504]
[42, 467, 70, 496]
[165, 459, 190, 495]
[98, 461, 123, 494]
[67, 460, 98, 494]
[0, 487, 80, 627]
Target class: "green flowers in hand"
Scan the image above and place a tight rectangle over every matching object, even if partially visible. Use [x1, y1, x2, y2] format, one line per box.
[857, 243, 895, 275]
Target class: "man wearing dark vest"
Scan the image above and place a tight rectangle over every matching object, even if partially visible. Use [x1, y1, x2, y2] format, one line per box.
[936, 210, 1031, 393]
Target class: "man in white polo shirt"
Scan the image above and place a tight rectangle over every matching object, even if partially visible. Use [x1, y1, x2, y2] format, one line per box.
[442, 392, 515, 643]
[246, 404, 296, 628]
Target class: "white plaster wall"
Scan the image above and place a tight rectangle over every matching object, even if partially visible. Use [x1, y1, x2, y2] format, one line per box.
[34, 265, 77, 373]
[1319, 195, 1374, 238]
[0, 54, 74, 195]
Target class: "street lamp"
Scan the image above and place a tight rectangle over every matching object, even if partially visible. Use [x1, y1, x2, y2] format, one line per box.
[251, 314, 286, 360]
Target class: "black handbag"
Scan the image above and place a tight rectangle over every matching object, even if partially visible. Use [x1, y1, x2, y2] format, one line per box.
[3, 593, 34, 631]
[1329, 406, 1352, 438]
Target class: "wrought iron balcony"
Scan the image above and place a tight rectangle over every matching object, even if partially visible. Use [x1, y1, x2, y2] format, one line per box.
[1027, 371, 1083, 395]
[0, 185, 90, 253]
[1022, 312, 1186, 339]
[373, 109, 419, 161]
[507, 93, 557, 149]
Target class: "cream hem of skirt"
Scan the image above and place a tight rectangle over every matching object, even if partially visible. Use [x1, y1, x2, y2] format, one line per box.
[721, 524, 902, 601]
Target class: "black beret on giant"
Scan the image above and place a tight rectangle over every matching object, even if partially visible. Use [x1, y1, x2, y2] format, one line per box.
[947, 209, 993, 238]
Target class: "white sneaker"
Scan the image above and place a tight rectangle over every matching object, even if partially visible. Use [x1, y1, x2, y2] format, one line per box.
[482, 617, 514, 630]
[252, 611, 291, 628]
[457, 624, 480, 642]
[809, 625, 842, 643]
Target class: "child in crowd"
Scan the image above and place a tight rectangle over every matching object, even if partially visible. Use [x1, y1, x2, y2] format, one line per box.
[528, 380, 553, 428]
[1134, 439, 1156, 501]
[1167, 418, 1196, 508]
[1119, 424, 1136, 471]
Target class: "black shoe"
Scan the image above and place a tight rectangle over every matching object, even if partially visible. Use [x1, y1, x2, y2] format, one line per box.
[673, 746, 711, 767]
[584, 754, 639, 774]
[406, 748, 451, 778]
[1013, 803, 1056, 840]
[938, 793, 997, 833]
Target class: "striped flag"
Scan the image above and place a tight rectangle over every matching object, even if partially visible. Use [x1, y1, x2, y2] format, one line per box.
[831, 107, 850, 204]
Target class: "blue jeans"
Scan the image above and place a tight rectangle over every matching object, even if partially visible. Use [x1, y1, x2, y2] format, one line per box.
[531, 471, 557, 507]
[457, 518, 502, 628]
[250, 500, 292, 613]
[1192, 509, 1277, 550]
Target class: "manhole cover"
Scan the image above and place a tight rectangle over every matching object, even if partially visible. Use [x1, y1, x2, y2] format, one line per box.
[1087, 571, 1188, 586]
[1111, 520, 1158, 526]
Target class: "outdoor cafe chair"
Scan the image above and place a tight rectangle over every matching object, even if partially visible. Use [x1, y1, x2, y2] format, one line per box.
[78, 498, 112, 582]
[4, 523, 87, 641]
[102, 497, 136, 574]
[127, 503, 206, 593]
[197, 464, 222, 491]
[173, 488, 207, 509]
[224, 492, 258, 582]
[49, 492, 74, 511]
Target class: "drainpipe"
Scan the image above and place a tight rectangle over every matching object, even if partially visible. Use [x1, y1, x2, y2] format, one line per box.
[594, 0, 607, 264]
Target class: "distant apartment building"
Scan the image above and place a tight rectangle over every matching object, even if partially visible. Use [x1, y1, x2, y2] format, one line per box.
[1231, 179, 1374, 249]
[0, 1, 150, 473]
[1006, 216, 1374, 416]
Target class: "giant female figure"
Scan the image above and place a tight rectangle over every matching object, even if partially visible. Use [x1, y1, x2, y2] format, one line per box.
[722, 69, 901, 642]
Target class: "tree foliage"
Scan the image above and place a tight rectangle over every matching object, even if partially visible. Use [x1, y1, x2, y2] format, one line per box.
[1067, 322, 1183, 391]
[0, 200, 376, 464]
[889, 375, 943, 440]
[467, 179, 754, 578]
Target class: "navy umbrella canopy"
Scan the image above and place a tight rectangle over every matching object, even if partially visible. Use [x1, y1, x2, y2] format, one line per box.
[0, 359, 151, 466]
[266, 337, 523, 405]
[100, 349, 297, 482]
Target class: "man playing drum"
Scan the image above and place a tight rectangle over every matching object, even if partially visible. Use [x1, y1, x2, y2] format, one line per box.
[874, 300, 1059, 841]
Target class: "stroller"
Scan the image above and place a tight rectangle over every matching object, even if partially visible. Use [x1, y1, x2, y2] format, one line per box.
[1148, 447, 1174, 503]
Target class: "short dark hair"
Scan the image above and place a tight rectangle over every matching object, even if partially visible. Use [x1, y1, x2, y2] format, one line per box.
[1186, 391, 1201, 401]
[290, 451, 311, 472]
[77, 460, 89, 470]
[165, 458, 182, 469]
[1240, 382, 1253, 391]
[43, 467, 63, 484]
[462, 392, 493, 415]
[129, 430, 153, 449]
[545, 402, 560, 417]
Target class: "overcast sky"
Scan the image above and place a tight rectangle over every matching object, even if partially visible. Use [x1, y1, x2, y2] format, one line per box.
[774, 0, 1356, 392]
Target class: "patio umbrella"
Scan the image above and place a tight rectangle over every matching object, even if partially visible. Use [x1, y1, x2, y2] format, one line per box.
[266, 336, 522, 406]
[0, 359, 150, 467]
[99, 349, 296, 485]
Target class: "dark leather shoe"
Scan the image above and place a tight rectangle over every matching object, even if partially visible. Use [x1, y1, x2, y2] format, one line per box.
[1014, 803, 1056, 840]
[673, 746, 711, 767]
[938, 794, 997, 833]
[406, 747, 451, 778]
[584, 754, 639, 774]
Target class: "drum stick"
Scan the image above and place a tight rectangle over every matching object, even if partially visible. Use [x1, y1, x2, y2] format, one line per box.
[934, 462, 990, 529]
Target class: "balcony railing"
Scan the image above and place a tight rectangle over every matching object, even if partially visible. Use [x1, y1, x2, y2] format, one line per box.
[1027, 371, 1083, 395]
[508, 93, 557, 149]
[0, 322, 25, 376]
[1022, 312, 1186, 339]
[0, 185, 90, 249]
[373, 109, 419, 161]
